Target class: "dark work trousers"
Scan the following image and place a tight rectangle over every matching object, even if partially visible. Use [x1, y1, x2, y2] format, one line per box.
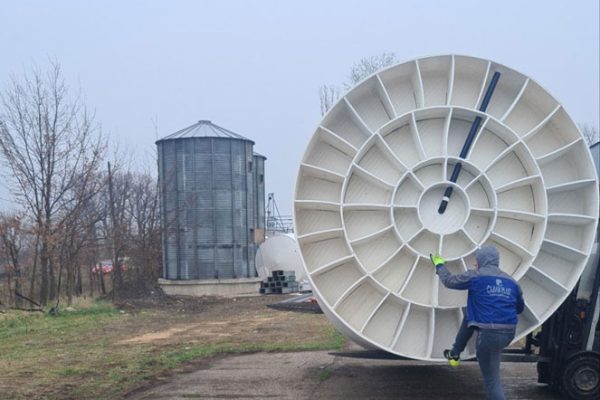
[476, 328, 516, 400]
[451, 315, 476, 356]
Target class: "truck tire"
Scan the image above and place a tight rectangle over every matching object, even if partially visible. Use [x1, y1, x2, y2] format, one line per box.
[560, 351, 600, 400]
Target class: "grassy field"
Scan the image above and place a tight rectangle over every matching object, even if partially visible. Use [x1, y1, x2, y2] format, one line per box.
[0, 296, 345, 399]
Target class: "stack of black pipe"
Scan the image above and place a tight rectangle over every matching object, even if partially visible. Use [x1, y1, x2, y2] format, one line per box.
[259, 270, 299, 294]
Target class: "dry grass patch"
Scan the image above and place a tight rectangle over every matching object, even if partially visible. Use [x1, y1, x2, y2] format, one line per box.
[0, 295, 344, 399]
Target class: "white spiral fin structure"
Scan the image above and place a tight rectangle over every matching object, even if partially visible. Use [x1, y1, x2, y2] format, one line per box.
[294, 55, 599, 361]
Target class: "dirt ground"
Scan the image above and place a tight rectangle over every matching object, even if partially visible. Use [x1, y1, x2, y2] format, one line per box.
[110, 291, 330, 347]
[1, 292, 562, 399]
[121, 293, 560, 400]
[127, 347, 561, 400]
[0, 292, 337, 399]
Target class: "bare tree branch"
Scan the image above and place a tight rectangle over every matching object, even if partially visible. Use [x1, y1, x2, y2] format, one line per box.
[319, 85, 340, 116]
[579, 123, 599, 146]
[318, 52, 397, 116]
[344, 52, 397, 89]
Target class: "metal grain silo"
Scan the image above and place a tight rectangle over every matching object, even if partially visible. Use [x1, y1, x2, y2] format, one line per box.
[253, 152, 267, 240]
[157, 120, 260, 282]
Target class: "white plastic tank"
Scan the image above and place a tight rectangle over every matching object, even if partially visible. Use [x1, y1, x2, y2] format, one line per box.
[293, 55, 599, 361]
[255, 233, 305, 281]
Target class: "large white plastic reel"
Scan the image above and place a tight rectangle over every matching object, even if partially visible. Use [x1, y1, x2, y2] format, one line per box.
[293, 55, 599, 361]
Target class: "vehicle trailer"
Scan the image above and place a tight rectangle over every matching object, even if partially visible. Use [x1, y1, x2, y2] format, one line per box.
[533, 238, 600, 399]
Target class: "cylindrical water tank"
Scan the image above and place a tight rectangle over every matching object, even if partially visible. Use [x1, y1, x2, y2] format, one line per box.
[255, 233, 304, 280]
[157, 120, 258, 280]
[294, 55, 599, 361]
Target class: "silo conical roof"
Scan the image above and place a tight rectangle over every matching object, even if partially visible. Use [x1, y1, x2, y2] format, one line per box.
[156, 120, 254, 144]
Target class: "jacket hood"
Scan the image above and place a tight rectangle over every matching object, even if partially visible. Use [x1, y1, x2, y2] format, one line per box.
[476, 245, 499, 269]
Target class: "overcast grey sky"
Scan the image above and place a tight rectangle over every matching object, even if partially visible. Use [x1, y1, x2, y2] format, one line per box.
[1, 0, 598, 214]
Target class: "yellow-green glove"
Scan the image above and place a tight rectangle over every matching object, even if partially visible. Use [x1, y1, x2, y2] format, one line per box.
[430, 254, 445, 268]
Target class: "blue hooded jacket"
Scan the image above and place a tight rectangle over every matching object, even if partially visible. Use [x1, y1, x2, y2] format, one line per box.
[436, 246, 524, 329]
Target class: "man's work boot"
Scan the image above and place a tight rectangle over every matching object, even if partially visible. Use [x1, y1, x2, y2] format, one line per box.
[443, 349, 460, 367]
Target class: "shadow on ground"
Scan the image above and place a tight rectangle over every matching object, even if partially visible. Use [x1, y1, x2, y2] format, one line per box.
[128, 350, 560, 400]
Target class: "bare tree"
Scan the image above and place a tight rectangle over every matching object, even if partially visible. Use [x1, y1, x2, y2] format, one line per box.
[127, 173, 161, 287]
[319, 85, 341, 116]
[579, 123, 599, 146]
[69, 170, 111, 297]
[319, 52, 398, 116]
[0, 62, 106, 305]
[106, 162, 129, 299]
[55, 172, 105, 305]
[344, 52, 397, 89]
[0, 213, 24, 306]
[92, 161, 134, 301]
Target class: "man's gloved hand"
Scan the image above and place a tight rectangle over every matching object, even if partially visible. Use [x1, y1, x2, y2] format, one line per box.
[430, 254, 445, 268]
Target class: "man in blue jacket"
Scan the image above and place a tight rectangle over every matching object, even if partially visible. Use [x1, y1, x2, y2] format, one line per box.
[431, 245, 524, 400]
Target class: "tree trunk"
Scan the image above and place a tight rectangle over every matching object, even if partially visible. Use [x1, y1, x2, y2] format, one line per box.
[14, 267, 22, 308]
[40, 243, 49, 306]
[7, 273, 13, 306]
[107, 162, 123, 300]
[99, 270, 106, 295]
[66, 264, 73, 306]
[54, 258, 64, 309]
[76, 263, 83, 296]
[49, 258, 56, 301]
[29, 234, 40, 301]
[89, 266, 95, 298]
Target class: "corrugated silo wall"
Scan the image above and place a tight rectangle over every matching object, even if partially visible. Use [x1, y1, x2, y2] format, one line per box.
[158, 137, 257, 280]
[253, 155, 266, 238]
